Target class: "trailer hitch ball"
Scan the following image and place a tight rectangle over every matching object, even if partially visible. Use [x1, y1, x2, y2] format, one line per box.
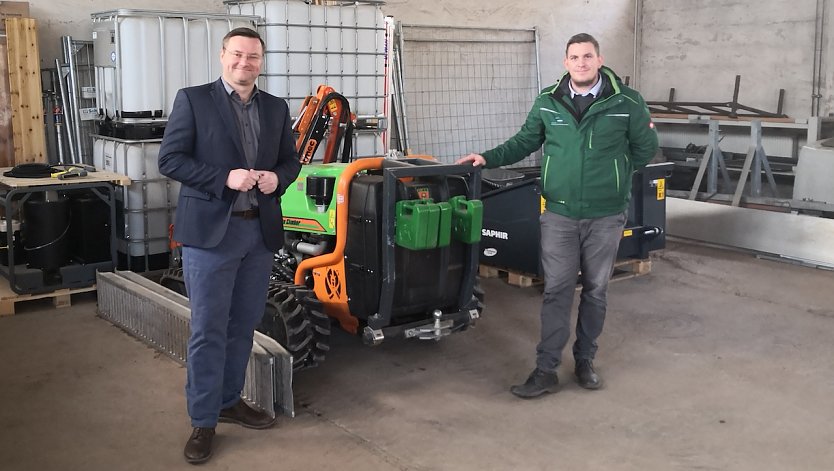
[432, 310, 443, 341]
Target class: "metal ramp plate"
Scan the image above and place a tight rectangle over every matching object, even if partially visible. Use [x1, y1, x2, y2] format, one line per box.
[96, 270, 294, 417]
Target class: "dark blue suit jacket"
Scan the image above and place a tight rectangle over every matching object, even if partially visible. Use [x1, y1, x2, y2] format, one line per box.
[159, 79, 301, 252]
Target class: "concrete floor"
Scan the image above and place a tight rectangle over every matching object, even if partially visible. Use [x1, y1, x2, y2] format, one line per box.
[2, 240, 834, 470]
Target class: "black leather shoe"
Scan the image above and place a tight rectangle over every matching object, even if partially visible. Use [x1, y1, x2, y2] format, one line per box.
[510, 368, 559, 399]
[219, 399, 277, 429]
[575, 359, 602, 390]
[184, 427, 215, 464]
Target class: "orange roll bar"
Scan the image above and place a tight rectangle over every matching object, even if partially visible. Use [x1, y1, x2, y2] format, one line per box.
[293, 157, 385, 286]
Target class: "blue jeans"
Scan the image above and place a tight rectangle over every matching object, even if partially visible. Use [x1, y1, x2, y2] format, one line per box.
[536, 210, 626, 373]
[182, 217, 273, 427]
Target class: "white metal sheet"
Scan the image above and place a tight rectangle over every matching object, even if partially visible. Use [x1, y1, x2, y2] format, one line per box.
[667, 197, 834, 268]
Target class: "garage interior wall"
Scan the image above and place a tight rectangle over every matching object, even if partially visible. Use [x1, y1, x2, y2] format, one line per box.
[824, 0, 834, 117]
[638, 0, 832, 120]
[35, 0, 637, 93]
[36, 0, 832, 127]
[35, 0, 216, 68]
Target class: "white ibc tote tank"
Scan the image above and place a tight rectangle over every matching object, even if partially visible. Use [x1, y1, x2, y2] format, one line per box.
[224, 0, 389, 157]
[92, 9, 261, 122]
[92, 134, 181, 259]
[224, 0, 385, 116]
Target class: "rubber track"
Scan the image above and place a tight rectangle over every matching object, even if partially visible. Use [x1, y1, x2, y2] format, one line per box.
[260, 282, 331, 371]
[292, 287, 330, 366]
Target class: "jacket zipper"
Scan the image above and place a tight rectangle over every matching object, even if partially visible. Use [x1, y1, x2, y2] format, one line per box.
[614, 158, 620, 192]
[580, 96, 622, 212]
[585, 94, 621, 120]
[547, 78, 624, 214]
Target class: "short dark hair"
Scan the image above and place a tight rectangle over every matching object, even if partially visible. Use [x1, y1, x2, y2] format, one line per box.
[565, 33, 600, 56]
[223, 27, 265, 52]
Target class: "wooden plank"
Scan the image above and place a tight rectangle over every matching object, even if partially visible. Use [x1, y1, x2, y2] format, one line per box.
[0, 168, 132, 187]
[0, 37, 12, 167]
[0, 279, 96, 316]
[0, 2, 30, 22]
[507, 271, 534, 288]
[613, 258, 651, 272]
[0, 4, 28, 166]
[479, 264, 541, 288]
[5, 17, 45, 164]
[478, 265, 499, 278]
[480, 258, 652, 289]
[610, 259, 652, 281]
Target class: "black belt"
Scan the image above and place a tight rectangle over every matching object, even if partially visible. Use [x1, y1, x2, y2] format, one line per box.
[231, 207, 259, 219]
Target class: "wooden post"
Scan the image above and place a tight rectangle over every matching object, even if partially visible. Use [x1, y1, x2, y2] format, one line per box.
[5, 17, 46, 164]
[0, 36, 12, 167]
[0, 0, 30, 167]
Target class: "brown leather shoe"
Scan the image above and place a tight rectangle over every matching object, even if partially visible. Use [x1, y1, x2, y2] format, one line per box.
[183, 427, 215, 464]
[219, 399, 277, 429]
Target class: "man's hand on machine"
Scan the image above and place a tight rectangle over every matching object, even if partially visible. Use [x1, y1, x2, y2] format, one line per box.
[457, 154, 486, 166]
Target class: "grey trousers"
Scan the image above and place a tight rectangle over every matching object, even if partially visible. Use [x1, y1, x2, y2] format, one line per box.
[536, 210, 627, 373]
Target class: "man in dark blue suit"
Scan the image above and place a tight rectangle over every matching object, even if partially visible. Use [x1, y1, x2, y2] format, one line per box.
[158, 27, 301, 464]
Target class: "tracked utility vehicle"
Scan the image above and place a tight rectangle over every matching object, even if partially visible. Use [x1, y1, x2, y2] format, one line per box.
[258, 156, 485, 369]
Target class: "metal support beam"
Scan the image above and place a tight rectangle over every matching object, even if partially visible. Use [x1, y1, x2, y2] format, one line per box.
[732, 120, 779, 206]
[689, 121, 731, 199]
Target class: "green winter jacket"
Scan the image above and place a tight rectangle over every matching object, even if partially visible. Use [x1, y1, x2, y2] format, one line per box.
[482, 66, 658, 219]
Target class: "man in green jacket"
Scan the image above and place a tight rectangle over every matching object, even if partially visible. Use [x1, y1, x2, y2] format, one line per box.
[458, 33, 658, 398]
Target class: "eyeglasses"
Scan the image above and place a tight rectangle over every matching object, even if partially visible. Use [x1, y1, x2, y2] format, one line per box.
[223, 48, 263, 63]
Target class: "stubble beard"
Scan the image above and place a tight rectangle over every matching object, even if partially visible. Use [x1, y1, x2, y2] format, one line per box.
[571, 74, 597, 89]
[230, 69, 257, 88]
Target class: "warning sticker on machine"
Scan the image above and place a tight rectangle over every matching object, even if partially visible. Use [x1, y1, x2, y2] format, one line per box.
[656, 178, 665, 200]
[283, 217, 325, 232]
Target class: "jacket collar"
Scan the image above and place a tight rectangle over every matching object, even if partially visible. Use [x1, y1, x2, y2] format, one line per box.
[545, 67, 623, 123]
[220, 77, 260, 103]
[210, 78, 247, 166]
[209, 78, 275, 170]
[546, 66, 622, 99]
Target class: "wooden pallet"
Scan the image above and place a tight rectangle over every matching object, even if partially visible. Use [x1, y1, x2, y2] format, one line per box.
[0, 280, 96, 316]
[610, 258, 652, 282]
[480, 258, 652, 288]
[479, 264, 539, 288]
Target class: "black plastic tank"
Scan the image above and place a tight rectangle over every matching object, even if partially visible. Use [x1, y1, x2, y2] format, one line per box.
[344, 174, 468, 323]
[23, 194, 70, 270]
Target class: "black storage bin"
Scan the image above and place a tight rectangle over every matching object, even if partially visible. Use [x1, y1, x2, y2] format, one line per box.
[22, 195, 70, 270]
[0, 218, 24, 266]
